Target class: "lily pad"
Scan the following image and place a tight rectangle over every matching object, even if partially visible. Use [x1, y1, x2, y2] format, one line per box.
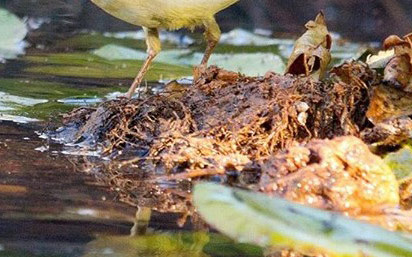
[0, 78, 120, 120]
[53, 32, 177, 52]
[367, 49, 396, 69]
[93, 44, 285, 76]
[385, 145, 412, 183]
[0, 8, 28, 61]
[220, 28, 294, 46]
[194, 183, 412, 257]
[24, 52, 192, 80]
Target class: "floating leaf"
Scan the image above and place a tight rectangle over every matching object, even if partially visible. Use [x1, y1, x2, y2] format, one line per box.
[93, 44, 285, 76]
[220, 28, 294, 46]
[0, 8, 28, 61]
[366, 49, 395, 69]
[285, 12, 332, 80]
[24, 52, 192, 80]
[194, 183, 412, 257]
[385, 145, 412, 183]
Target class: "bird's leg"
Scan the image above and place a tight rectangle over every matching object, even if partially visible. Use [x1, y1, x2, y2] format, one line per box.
[201, 18, 221, 66]
[126, 27, 161, 99]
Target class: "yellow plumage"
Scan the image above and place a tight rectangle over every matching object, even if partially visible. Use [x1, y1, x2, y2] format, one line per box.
[91, 0, 238, 30]
[90, 0, 239, 98]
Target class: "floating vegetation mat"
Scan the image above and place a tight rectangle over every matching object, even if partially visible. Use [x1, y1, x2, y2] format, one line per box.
[61, 62, 397, 208]
[57, 13, 412, 257]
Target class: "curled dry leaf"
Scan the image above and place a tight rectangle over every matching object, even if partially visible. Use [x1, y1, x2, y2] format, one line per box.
[285, 12, 332, 80]
[382, 33, 412, 92]
[367, 33, 412, 124]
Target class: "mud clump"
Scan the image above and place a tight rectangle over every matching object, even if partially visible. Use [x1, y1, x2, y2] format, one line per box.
[259, 136, 399, 216]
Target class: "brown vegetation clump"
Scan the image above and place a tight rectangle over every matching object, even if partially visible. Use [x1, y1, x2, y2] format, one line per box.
[64, 62, 375, 182]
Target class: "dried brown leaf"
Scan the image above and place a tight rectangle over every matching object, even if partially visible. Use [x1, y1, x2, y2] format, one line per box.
[382, 33, 412, 92]
[285, 12, 332, 80]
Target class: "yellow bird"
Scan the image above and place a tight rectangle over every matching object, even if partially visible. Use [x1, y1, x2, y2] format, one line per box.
[90, 0, 239, 98]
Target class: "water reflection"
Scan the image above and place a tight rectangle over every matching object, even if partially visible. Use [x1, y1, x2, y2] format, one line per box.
[84, 232, 263, 257]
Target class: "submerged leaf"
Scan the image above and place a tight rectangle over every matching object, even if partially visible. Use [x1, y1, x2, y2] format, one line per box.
[194, 183, 412, 257]
[285, 12, 332, 80]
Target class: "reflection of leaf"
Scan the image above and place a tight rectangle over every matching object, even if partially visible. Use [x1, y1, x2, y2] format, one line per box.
[83, 232, 262, 257]
[84, 233, 210, 257]
[285, 12, 331, 80]
[194, 183, 412, 257]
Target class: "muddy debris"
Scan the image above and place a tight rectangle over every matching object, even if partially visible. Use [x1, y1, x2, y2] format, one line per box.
[259, 136, 400, 215]
[53, 29, 412, 257]
[64, 61, 374, 171]
[56, 28, 412, 250]
[60, 61, 379, 210]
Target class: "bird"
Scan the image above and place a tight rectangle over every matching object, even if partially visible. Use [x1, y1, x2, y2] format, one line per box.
[90, 0, 239, 98]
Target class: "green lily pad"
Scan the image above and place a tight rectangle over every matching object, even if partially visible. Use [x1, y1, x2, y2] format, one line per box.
[53, 32, 177, 52]
[384, 145, 412, 183]
[93, 44, 285, 76]
[24, 52, 192, 80]
[54, 33, 146, 51]
[0, 78, 121, 120]
[0, 8, 28, 61]
[194, 183, 412, 257]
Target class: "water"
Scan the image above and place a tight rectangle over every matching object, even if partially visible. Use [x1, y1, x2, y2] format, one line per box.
[0, 9, 272, 256]
[0, 121, 262, 257]
[0, 6, 375, 255]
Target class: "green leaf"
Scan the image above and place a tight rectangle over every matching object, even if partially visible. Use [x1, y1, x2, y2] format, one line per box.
[0, 8, 28, 61]
[92, 44, 285, 76]
[385, 145, 412, 183]
[193, 183, 412, 257]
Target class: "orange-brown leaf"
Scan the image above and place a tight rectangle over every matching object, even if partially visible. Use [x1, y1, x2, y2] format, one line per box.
[285, 12, 332, 80]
